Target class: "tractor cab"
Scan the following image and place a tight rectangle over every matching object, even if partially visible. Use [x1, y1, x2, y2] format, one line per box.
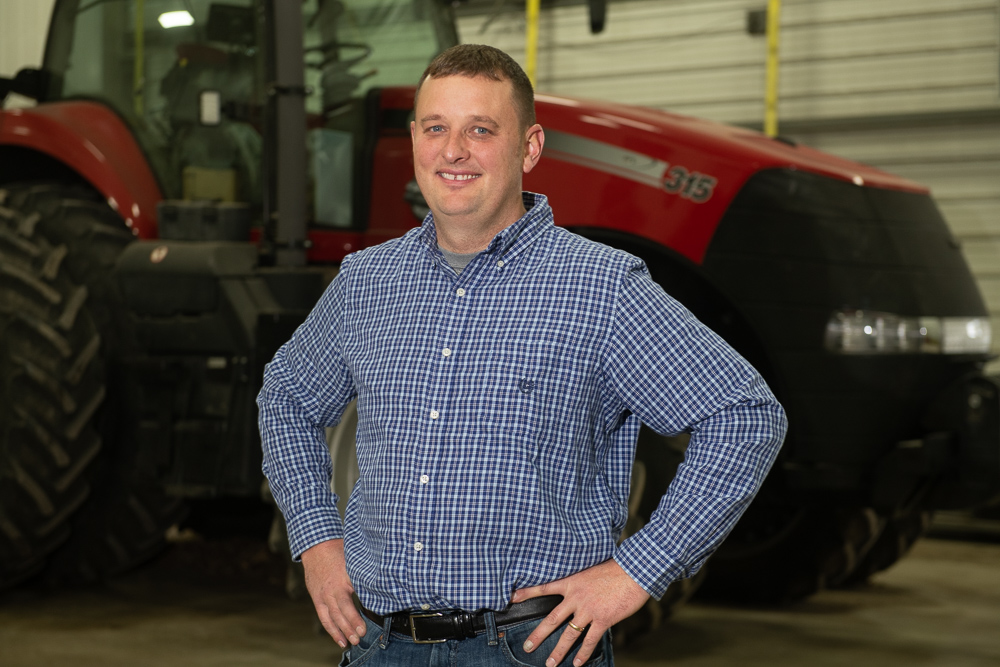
[35, 0, 454, 239]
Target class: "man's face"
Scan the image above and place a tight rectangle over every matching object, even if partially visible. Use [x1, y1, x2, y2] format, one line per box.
[410, 74, 543, 237]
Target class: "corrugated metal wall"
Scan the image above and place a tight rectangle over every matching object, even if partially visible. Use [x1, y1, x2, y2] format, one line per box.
[0, 0, 55, 78]
[458, 0, 999, 123]
[459, 0, 1000, 369]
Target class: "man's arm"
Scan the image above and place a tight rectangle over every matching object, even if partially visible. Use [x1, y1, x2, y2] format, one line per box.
[257, 267, 365, 646]
[605, 267, 787, 598]
[301, 539, 367, 648]
[518, 263, 787, 666]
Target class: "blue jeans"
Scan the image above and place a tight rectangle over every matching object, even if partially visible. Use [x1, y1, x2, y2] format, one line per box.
[338, 613, 613, 667]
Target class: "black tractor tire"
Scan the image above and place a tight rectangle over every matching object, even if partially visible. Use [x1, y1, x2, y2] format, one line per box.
[0, 183, 183, 588]
[612, 427, 706, 647]
[694, 491, 882, 604]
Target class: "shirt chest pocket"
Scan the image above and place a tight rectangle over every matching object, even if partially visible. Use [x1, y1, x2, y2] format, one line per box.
[477, 338, 554, 443]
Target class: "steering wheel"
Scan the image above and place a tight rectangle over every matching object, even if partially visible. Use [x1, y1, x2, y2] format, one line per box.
[304, 40, 372, 71]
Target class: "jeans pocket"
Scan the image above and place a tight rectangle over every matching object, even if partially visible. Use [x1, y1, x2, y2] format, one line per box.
[497, 618, 606, 667]
[338, 617, 384, 667]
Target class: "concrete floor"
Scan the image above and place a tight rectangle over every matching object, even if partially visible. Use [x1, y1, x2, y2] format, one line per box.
[2, 536, 998, 666]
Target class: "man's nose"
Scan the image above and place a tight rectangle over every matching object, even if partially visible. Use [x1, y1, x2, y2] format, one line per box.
[443, 132, 470, 162]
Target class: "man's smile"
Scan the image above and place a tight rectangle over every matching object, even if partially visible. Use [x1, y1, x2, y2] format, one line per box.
[439, 172, 481, 181]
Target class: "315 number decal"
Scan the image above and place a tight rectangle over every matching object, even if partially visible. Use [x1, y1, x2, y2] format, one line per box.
[662, 165, 717, 203]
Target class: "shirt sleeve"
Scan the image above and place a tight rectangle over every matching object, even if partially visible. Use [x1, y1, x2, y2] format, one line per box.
[257, 262, 358, 561]
[603, 263, 788, 599]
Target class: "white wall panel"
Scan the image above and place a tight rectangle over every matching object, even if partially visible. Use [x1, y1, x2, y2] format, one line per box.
[790, 0, 990, 19]
[0, 0, 56, 77]
[799, 125, 1000, 166]
[939, 201, 1000, 238]
[962, 240, 1000, 277]
[457, 0, 1000, 124]
[458, 0, 766, 121]
[980, 278, 1000, 306]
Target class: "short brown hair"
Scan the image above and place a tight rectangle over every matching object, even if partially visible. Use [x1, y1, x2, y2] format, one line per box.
[416, 44, 536, 129]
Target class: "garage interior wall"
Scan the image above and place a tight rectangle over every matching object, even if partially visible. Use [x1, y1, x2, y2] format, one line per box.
[2, 0, 998, 369]
[0, 0, 54, 78]
[458, 0, 1000, 372]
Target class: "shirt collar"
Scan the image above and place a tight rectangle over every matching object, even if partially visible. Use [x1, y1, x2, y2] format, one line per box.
[417, 192, 553, 262]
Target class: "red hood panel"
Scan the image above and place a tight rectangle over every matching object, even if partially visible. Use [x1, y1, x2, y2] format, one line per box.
[380, 87, 926, 264]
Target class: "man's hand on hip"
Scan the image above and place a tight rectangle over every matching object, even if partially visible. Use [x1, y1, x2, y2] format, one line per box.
[512, 559, 650, 666]
[301, 539, 366, 648]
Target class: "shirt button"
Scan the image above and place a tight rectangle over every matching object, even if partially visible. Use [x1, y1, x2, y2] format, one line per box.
[420, 603, 431, 610]
[496, 260, 505, 268]
[420, 474, 429, 484]
[456, 288, 466, 297]
[414, 542, 423, 552]
[442, 348, 452, 357]
[430, 410, 439, 420]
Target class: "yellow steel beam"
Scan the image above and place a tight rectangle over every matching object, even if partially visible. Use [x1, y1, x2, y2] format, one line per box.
[764, 0, 781, 137]
[526, 0, 540, 87]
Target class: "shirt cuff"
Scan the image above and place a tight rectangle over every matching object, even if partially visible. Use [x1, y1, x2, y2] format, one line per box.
[614, 529, 687, 600]
[284, 505, 345, 561]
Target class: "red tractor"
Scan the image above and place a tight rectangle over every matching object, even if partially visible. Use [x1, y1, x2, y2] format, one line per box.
[1, 0, 997, 612]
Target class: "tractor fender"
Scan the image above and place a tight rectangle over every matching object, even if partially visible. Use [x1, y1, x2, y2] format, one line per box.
[0, 102, 161, 238]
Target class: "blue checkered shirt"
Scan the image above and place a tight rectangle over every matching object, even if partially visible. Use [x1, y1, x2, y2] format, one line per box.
[258, 193, 786, 615]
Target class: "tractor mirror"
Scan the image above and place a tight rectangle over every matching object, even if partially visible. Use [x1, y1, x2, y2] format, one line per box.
[0, 68, 47, 103]
[199, 90, 222, 126]
[587, 0, 607, 33]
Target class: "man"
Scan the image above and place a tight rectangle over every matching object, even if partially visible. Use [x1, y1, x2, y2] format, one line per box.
[258, 44, 786, 667]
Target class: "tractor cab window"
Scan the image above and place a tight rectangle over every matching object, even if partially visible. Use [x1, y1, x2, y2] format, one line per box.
[303, 0, 451, 114]
[302, 0, 455, 228]
[45, 0, 263, 207]
[43, 0, 454, 230]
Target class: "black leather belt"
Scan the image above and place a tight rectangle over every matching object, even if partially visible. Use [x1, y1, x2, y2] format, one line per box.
[362, 595, 562, 644]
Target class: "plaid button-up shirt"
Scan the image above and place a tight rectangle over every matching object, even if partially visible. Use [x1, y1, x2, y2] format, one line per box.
[258, 193, 786, 615]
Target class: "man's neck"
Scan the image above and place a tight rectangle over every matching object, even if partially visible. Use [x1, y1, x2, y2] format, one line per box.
[433, 202, 527, 253]
[435, 225, 505, 254]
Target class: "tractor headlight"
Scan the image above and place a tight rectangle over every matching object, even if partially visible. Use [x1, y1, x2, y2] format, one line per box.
[825, 310, 992, 355]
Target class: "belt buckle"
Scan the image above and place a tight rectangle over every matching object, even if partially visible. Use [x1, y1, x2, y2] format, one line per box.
[409, 612, 447, 644]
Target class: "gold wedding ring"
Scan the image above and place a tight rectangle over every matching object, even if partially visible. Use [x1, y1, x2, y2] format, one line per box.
[567, 620, 587, 633]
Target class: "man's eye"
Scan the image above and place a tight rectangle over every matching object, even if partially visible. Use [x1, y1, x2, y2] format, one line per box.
[472, 127, 490, 135]
[427, 125, 444, 132]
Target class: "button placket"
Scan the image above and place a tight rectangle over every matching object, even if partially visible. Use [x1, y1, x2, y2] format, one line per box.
[411, 272, 473, 584]
[410, 258, 489, 590]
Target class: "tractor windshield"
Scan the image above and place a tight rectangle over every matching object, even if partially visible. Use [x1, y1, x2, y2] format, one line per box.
[43, 0, 454, 217]
[302, 0, 456, 114]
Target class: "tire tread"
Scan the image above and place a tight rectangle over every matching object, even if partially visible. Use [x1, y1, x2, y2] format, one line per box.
[0, 182, 184, 589]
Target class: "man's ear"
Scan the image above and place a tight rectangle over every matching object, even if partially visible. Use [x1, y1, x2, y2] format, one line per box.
[410, 120, 416, 145]
[523, 124, 545, 174]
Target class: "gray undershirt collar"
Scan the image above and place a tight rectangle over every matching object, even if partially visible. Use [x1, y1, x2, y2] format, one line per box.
[439, 245, 480, 274]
